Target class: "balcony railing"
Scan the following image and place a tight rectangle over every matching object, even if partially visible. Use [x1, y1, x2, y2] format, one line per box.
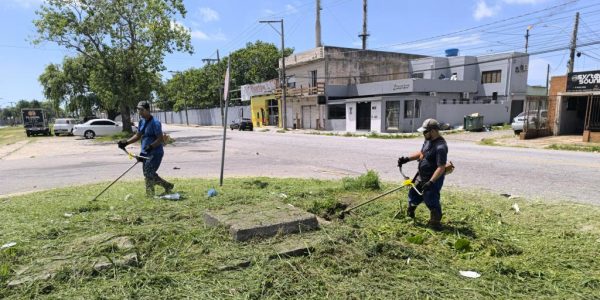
[274, 82, 325, 97]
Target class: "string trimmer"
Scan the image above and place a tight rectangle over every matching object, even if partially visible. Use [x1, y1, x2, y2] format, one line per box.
[91, 148, 149, 201]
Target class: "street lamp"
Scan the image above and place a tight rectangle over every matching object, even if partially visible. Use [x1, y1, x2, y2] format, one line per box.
[168, 70, 189, 126]
[259, 19, 287, 129]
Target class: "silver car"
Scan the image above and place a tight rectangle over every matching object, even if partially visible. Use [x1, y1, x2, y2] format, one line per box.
[53, 118, 78, 136]
[511, 110, 547, 135]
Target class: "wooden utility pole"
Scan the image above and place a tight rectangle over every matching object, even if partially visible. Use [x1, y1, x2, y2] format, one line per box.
[567, 12, 579, 74]
[358, 0, 369, 50]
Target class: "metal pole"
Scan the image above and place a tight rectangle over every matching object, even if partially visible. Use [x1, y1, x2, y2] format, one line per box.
[183, 75, 189, 126]
[525, 28, 530, 53]
[219, 58, 231, 186]
[546, 64, 550, 96]
[281, 19, 287, 130]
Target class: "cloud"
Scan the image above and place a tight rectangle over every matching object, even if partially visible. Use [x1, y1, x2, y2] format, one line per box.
[4, 0, 44, 8]
[262, 4, 299, 17]
[392, 34, 484, 52]
[473, 0, 501, 20]
[171, 20, 226, 41]
[503, 0, 547, 4]
[285, 4, 298, 14]
[199, 7, 219, 22]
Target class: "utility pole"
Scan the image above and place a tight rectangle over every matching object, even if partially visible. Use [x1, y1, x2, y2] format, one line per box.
[203, 50, 224, 125]
[259, 19, 287, 129]
[315, 0, 322, 47]
[358, 0, 369, 50]
[525, 25, 532, 53]
[567, 12, 579, 74]
[546, 64, 550, 95]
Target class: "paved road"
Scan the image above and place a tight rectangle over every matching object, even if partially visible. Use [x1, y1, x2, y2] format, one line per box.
[1, 125, 599, 204]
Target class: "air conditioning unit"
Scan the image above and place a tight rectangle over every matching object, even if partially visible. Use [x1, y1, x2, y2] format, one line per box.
[462, 92, 470, 99]
[429, 92, 437, 97]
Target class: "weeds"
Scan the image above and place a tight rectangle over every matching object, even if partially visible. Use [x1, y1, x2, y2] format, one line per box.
[0, 177, 599, 298]
[342, 170, 381, 191]
[546, 143, 600, 153]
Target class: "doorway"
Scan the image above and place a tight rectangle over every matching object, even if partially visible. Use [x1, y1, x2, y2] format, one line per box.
[267, 99, 279, 126]
[302, 105, 317, 129]
[356, 102, 371, 131]
[561, 96, 588, 134]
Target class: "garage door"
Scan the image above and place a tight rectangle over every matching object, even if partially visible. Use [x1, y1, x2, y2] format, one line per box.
[302, 105, 317, 129]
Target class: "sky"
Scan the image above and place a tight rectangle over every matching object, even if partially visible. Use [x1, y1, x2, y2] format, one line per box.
[1, 0, 600, 107]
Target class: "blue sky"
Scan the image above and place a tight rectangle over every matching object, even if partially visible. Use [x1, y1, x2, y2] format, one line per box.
[2, 0, 600, 107]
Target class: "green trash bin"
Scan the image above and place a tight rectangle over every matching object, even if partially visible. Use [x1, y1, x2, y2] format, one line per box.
[464, 115, 484, 131]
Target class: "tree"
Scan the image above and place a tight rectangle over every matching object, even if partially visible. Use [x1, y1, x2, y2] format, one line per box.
[159, 41, 293, 110]
[34, 0, 193, 132]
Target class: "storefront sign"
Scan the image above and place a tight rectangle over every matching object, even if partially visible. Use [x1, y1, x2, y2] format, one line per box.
[240, 80, 277, 101]
[567, 71, 600, 91]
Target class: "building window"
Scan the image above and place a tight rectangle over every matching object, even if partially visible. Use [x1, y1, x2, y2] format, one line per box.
[404, 99, 421, 118]
[328, 104, 346, 119]
[310, 70, 317, 87]
[481, 70, 502, 84]
[386, 101, 400, 131]
[411, 73, 424, 79]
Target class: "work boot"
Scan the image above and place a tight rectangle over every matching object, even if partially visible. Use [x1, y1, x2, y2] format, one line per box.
[155, 176, 174, 194]
[407, 205, 417, 219]
[145, 178, 155, 198]
[427, 210, 443, 231]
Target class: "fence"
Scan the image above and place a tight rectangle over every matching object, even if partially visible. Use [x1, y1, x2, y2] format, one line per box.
[125, 105, 250, 127]
[522, 95, 551, 138]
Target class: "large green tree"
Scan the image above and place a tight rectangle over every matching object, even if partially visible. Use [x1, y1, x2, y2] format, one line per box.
[159, 41, 293, 111]
[34, 0, 192, 132]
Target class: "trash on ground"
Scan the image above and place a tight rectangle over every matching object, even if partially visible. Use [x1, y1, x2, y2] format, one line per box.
[279, 193, 288, 199]
[511, 203, 520, 213]
[64, 213, 73, 218]
[1, 242, 17, 250]
[207, 189, 217, 197]
[459, 270, 481, 278]
[173, 166, 180, 170]
[124, 194, 133, 201]
[157, 193, 181, 200]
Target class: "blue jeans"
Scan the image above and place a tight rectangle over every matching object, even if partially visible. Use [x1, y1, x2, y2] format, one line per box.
[142, 151, 163, 180]
[408, 175, 445, 215]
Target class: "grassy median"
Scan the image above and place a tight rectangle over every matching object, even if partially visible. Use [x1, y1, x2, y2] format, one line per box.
[1, 175, 599, 299]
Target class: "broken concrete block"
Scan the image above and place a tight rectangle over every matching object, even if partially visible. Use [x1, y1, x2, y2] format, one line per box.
[204, 202, 318, 242]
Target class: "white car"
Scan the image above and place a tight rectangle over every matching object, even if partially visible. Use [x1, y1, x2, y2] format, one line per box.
[73, 118, 136, 139]
[53, 118, 78, 136]
[511, 110, 547, 135]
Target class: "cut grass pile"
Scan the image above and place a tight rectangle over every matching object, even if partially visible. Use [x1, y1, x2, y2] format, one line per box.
[546, 143, 600, 153]
[1, 176, 599, 299]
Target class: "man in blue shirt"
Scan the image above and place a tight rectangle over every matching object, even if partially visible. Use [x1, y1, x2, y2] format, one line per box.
[398, 118, 448, 230]
[118, 101, 173, 197]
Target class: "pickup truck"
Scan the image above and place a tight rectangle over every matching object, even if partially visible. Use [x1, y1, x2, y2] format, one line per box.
[53, 118, 78, 136]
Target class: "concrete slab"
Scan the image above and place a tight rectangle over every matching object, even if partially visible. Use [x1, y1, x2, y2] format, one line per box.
[204, 203, 318, 241]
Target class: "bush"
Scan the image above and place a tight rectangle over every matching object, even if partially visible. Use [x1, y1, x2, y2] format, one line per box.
[342, 170, 381, 191]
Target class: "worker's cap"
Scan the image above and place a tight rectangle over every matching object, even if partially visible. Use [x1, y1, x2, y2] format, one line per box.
[136, 101, 150, 110]
[417, 118, 440, 132]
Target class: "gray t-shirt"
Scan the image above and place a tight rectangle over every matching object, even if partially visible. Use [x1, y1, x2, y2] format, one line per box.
[418, 137, 448, 182]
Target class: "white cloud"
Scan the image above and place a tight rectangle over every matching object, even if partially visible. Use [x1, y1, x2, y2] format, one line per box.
[392, 34, 483, 52]
[285, 4, 298, 14]
[503, 0, 547, 4]
[199, 7, 219, 22]
[473, 0, 501, 20]
[191, 30, 209, 40]
[4, 0, 44, 8]
[262, 4, 299, 17]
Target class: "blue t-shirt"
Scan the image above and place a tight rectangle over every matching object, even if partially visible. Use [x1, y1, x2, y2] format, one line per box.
[138, 116, 164, 155]
[418, 137, 448, 182]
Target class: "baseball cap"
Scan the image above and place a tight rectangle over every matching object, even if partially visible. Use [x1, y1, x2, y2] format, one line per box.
[137, 101, 150, 110]
[417, 118, 440, 132]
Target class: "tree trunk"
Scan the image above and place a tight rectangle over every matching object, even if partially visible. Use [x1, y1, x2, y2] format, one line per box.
[120, 102, 133, 133]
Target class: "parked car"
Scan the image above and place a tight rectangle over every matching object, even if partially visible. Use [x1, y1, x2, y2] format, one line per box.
[230, 118, 253, 131]
[73, 119, 136, 139]
[21, 108, 50, 137]
[511, 110, 548, 135]
[53, 118, 79, 136]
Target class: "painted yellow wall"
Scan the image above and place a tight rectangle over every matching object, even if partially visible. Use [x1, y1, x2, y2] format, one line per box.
[250, 94, 281, 127]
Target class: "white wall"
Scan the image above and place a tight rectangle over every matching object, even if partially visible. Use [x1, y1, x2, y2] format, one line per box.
[370, 100, 382, 133]
[345, 102, 357, 132]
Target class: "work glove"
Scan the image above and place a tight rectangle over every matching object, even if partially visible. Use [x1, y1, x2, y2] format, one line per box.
[117, 139, 128, 149]
[421, 181, 433, 192]
[136, 156, 144, 163]
[397, 156, 410, 167]
[143, 144, 154, 153]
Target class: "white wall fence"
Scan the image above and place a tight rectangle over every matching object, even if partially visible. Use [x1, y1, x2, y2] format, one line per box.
[121, 105, 250, 126]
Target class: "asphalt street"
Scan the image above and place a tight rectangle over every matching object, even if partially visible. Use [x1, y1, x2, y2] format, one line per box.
[1, 124, 599, 204]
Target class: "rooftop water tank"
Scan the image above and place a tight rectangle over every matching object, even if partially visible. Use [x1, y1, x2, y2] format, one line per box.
[445, 48, 459, 57]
